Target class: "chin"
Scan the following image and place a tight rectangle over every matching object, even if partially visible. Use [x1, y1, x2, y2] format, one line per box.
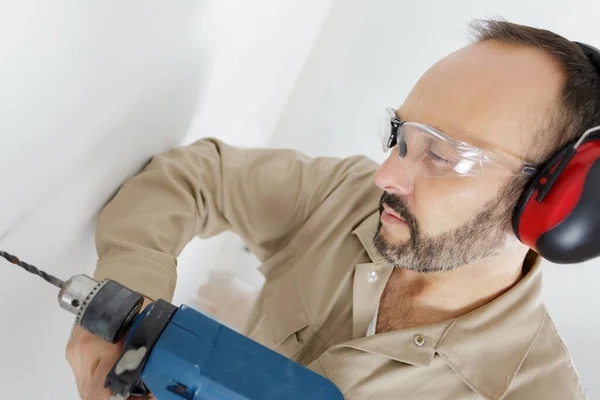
[376, 223, 409, 246]
[379, 224, 409, 243]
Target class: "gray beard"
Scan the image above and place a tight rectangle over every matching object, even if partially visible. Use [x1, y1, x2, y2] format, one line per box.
[373, 181, 522, 273]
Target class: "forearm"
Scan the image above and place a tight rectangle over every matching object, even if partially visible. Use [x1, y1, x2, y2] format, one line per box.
[92, 137, 368, 301]
[93, 138, 229, 301]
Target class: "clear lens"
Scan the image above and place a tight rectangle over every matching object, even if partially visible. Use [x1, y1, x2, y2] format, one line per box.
[399, 123, 485, 177]
[378, 108, 537, 178]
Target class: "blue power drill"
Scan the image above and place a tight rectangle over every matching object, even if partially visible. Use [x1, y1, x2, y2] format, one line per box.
[0, 250, 344, 400]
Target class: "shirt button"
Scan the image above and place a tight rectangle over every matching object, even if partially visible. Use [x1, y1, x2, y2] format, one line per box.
[414, 335, 425, 347]
[367, 271, 378, 283]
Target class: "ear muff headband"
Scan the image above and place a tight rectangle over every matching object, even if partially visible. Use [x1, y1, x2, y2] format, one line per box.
[512, 42, 600, 264]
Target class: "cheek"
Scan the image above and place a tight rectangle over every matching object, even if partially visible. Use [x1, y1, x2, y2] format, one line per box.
[414, 177, 504, 235]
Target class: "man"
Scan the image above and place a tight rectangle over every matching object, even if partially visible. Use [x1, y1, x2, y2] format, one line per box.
[66, 20, 597, 399]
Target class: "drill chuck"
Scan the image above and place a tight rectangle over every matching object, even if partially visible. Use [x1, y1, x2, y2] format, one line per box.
[58, 274, 144, 343]
[58, 274, 100, 315]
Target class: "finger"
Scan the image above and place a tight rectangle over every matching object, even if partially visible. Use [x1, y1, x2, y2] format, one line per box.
[65, 326, 84, 366]
[66, 328, 89, 398]
[81, 334, 120, 380]
[85, 352, 120, 400]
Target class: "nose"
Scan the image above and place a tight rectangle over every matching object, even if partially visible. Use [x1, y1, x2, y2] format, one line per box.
[374, 150, 415, 196]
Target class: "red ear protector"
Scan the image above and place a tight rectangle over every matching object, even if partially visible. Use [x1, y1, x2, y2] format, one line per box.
[512, 42, 600, 264]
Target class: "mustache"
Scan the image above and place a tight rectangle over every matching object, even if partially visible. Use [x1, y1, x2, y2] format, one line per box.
[379, 192, 419, 231]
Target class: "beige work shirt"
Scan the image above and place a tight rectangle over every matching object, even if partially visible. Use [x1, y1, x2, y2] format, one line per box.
[93, 138, 588, 399]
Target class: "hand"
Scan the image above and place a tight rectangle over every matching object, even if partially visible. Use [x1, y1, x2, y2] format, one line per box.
[66, 325, 125, 399]
[66, 298, 154, 400]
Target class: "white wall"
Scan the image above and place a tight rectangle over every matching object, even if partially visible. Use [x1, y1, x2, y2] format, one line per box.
[268, 0, 599, 397]
[0, 2, 205, 398]
[2, 0, 599, 399]
[0, 1, 335, 398]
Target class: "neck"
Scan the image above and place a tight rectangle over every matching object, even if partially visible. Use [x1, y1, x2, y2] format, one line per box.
[383, 241, 530, 326]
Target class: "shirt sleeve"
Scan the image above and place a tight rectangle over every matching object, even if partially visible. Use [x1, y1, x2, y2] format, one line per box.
[93, 137, 370, 301]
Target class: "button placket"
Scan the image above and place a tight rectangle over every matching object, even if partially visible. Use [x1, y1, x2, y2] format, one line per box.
[352, 262, 393, 339]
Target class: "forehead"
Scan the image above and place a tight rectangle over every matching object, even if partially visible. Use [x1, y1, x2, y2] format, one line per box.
[398, 40, 565, 161]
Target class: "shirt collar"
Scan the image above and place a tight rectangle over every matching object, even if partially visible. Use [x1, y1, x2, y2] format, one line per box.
[352, 211, 385, 263]
[350, 211, 546, 400]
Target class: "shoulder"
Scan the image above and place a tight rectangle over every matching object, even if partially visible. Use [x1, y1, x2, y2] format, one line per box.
[323, 154, 381, 198]
[301, 153, 381, 216]
[506, 310, 588, 399]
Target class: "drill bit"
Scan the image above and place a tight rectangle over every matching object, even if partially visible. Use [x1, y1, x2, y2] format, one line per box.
[0, 249, 65, 289]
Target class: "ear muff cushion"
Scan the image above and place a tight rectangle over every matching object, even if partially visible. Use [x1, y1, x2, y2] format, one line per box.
[513, 139, 600, 263]
[537, 157, 600, 263]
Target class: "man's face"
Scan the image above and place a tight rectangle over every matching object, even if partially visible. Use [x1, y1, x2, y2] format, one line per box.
[373, 40, 564, 272]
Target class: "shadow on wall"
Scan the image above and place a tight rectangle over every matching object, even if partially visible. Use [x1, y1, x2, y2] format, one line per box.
[0, 52, 207, 272]
[173, 232, 265, 332]
[0, 1, 212, 267]
[0, 3, 209, 399]
[192, 267, 262, 330]
[0, 50, 207, 400]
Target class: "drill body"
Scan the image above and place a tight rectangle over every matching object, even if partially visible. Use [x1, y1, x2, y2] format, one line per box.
[0, 251, 344, 399]
[56, 275, 343, 400]
[133, 302, 343, 400]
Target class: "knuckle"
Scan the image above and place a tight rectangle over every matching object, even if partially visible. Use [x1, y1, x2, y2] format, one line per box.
[77, 331, 97, 352]
[65, 339, 78, 364]
[66, 331, 99, 366]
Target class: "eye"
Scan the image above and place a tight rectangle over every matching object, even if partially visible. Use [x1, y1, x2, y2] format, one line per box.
[427, 150, 451, 169]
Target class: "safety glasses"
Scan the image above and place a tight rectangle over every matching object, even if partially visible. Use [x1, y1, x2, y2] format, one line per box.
[379, 107, 539, 178]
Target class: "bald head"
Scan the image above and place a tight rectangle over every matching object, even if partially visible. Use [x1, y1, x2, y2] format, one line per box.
[398, 40, 565, 164]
